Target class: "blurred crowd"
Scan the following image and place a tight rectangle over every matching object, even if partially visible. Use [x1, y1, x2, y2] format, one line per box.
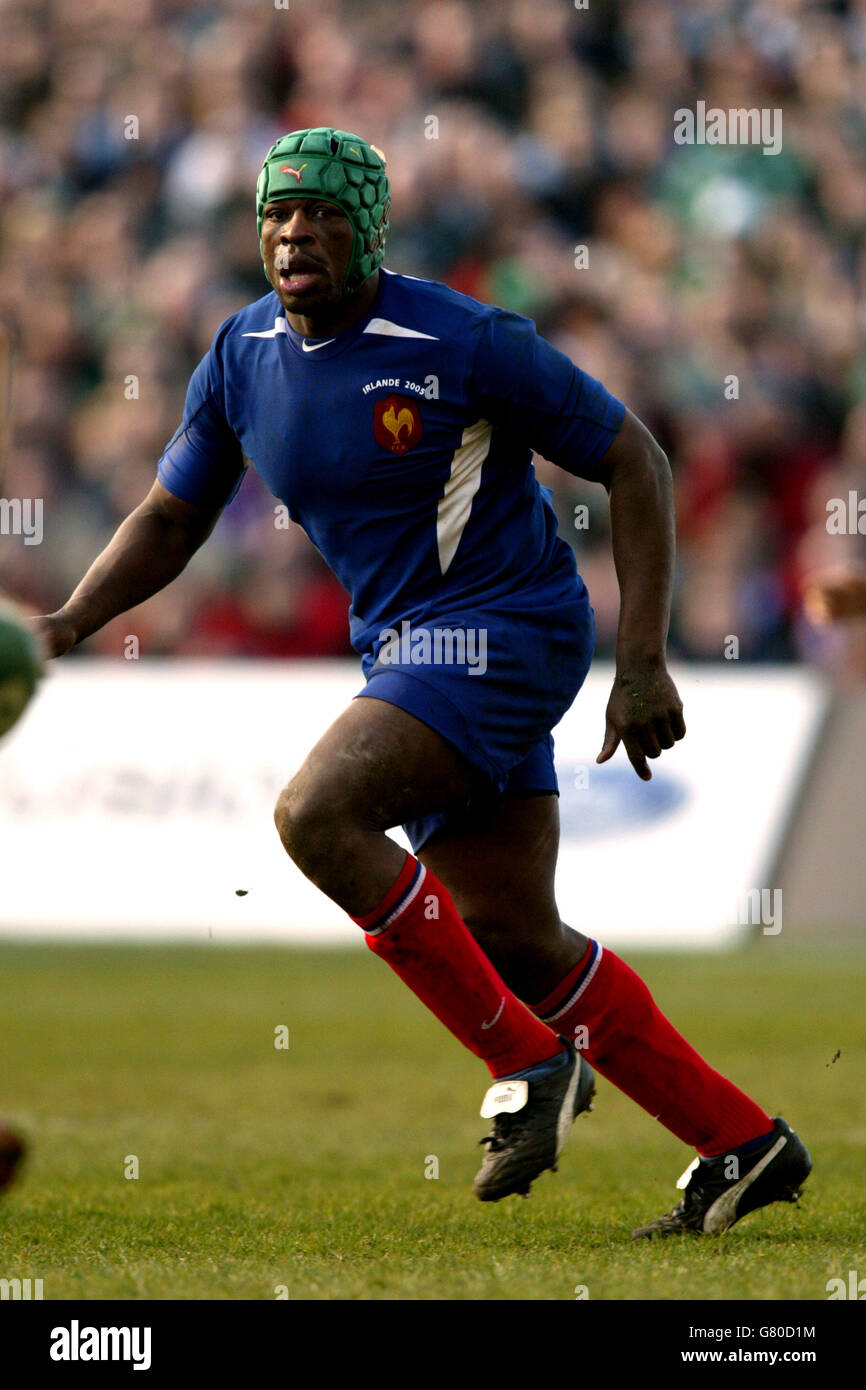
[1, 0, 865, 669]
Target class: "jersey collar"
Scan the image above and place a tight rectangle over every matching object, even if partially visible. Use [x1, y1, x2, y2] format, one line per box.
[281, 274, 386, 361]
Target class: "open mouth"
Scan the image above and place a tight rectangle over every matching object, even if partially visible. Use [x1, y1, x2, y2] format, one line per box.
[278, 262, 325, 293]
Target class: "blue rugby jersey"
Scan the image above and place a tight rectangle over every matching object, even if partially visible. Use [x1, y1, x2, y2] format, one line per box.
[156, 268, 625, 657]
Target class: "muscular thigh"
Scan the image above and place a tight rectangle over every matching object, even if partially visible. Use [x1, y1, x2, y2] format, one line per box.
[289, 693, 489, 830]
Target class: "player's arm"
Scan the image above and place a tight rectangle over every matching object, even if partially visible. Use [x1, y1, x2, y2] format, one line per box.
[468, 307, 684, 777]
[35, 480, 224, 658]
[591, 408, 685, 780]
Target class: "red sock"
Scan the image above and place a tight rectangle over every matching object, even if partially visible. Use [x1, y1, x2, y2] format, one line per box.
[353, 852, 563, 1079]
[531, 941, 773, 1156]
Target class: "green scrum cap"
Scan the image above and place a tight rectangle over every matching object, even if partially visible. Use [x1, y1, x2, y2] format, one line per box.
[256, 127, 390, 295]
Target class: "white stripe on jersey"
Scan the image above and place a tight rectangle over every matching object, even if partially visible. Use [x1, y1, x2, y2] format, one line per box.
[363, 318, 439, 340]
[436, 419, 492, 574]
[241, 317, 288, 339]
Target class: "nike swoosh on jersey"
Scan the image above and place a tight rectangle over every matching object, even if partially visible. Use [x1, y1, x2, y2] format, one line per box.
[302, 338, 336, 352]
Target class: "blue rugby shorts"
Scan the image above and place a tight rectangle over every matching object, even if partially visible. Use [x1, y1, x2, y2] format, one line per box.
[354, 583, 595, 852]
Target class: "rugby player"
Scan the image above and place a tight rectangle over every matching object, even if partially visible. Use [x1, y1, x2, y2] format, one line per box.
[35, 129, 811, 1235]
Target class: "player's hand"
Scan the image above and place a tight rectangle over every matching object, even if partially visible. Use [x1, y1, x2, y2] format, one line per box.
[597, 659, 685, 781]
[28, 612, 78, 659]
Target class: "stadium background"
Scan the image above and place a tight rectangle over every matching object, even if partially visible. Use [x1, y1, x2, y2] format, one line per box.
[1, 0, 864, 670]
[0, 0, 864, 1303]
[2, 0, 865, 925]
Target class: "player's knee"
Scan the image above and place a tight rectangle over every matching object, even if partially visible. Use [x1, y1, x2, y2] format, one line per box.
[273, 780, 335, 876]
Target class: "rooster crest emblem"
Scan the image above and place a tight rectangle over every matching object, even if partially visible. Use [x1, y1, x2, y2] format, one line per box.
[373, 394, 423, 456]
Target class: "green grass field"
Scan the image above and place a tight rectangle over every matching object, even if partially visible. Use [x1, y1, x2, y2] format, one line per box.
[0, 940, 863, 1301]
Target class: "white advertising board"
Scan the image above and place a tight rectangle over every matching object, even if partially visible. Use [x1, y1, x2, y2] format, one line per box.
[0, 660, 826, 948]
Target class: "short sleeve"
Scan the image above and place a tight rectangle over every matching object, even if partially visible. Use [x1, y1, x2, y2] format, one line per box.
[157, 338, 246, 508]
[467, 308, 626, 480]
